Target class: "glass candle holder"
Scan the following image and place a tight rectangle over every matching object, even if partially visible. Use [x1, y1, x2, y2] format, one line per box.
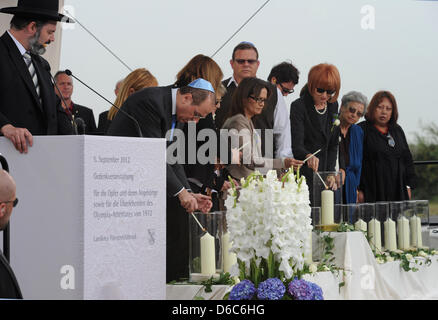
[334, 204, 343, 225]
[313, 171, 343, 231]
[311, 207, 322, 262]
[220, 210, 237, 274]
[189, 211, 223, 282]
[416, 200, 430, 226]
[342, 203, 361, 225]
[405, 200, 422, 248]
[376, 202, 389, 250]
[390, 201, 404, 222]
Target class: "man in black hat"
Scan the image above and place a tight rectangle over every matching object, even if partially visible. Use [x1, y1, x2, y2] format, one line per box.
[0, 0, 74, 153]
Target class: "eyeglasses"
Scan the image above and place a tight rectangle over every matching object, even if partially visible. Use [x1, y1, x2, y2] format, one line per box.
[249, 95, 267, 105]
[279, 83, 294, 95]
[348, 106, 364, 118]
[234, 59, 258, 65]
[193, 108, 205, 120]
[1, 198, 18, 207]
[316, 88, 336, 95]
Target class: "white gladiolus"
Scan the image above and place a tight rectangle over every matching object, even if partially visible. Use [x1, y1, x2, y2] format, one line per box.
[225, 169, 312, 279]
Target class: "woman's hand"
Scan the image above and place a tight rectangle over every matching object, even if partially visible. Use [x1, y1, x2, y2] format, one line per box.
[284, 158, 304, 170]
[305, 154, 319, 172]
[357, 190, 365, 203]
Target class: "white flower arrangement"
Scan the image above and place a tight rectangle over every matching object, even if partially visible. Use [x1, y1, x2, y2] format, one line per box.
[224, 169, 312, 282]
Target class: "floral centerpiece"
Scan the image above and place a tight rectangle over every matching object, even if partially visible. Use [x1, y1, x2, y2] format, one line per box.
[224, 169, 324, 300]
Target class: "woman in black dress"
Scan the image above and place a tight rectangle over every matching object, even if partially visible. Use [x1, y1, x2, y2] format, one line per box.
[358, 91, 416, 202]
[290, 63, 341, 205]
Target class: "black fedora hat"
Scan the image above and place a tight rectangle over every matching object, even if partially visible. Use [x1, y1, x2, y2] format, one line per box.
[0, 0, 74, 23]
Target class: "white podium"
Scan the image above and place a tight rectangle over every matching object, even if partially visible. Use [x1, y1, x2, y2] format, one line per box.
[0, 136, 166, 299]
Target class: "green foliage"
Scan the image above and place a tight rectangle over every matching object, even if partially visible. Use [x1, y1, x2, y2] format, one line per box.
[337, 222, 355, 232]
[201, 272, 235, 293]
[374, 248, 436, 272]
[410, 122, 438, 204]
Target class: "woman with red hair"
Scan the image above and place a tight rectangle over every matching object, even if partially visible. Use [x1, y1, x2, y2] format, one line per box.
[290, 63, 341, 205]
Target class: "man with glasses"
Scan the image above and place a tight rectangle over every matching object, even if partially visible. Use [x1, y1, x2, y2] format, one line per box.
[107, 78, 217, 282]
[0, 169, 22, 299]
[214, 41, 261, 131]
[214, 42, 279, 159]
[267, 61, 300, 159]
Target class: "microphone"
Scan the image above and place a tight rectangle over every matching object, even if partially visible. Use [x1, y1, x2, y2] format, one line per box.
[47, 70, 78, 135]
[65, 69, 143, 137]
[75, 117, 86, 135]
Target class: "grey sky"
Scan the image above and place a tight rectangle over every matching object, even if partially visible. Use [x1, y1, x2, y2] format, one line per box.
[60, 0, 438, 141]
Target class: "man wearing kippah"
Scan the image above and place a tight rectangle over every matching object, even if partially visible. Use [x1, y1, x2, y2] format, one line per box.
[0, 0, 74, 154]
[107, 78, 217, 282]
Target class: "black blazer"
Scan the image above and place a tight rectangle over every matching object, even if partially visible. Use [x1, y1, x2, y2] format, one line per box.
[290, 89, 339, 169]
[106, 86, 190, 197]
[0, 32, 72, 135]
[97, 110, 110, 135]
[70, 103, 97, 134]
[0, 251, 22, 299]
[290, 89, 339, 203]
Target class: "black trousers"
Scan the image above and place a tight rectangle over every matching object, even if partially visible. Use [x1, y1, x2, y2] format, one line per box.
[166, 196, 190, 282]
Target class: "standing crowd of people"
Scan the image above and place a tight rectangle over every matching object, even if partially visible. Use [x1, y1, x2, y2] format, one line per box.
[0, 0, 417, 288]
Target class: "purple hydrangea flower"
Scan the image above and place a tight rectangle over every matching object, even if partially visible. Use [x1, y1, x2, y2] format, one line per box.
[288, 279, 313, 300]
[309, 282, 324, 300]
[256, 278, 286, 300]
[229, 280, 256, 300]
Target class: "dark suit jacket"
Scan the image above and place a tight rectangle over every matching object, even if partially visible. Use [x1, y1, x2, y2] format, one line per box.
[0, 32, 72, 135]
[106, 85, 190, 197]
[106, 85, 192, 282]
[97, 110, 110, 135]
[0, 251, 22, 299]
[70, 103, 97, 134]
[290, 89, 339, 204]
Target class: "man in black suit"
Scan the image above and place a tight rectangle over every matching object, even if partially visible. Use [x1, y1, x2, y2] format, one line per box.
[54, 70, 97, 134]
[0, 0, 74, 153]
[107, 79, 216, 281]
[0, 170, 22, 299]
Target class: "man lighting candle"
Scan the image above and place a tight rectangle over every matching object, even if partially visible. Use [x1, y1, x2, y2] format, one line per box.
[107, 78, 217, 282]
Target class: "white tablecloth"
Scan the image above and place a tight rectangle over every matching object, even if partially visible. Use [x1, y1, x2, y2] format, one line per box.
[167, 231, 438, 300]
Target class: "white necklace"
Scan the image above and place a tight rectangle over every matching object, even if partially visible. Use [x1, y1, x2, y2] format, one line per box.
[314, 104, 327, 115]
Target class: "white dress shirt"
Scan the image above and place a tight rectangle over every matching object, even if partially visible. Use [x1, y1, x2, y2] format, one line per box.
[273, 87, 294, 158]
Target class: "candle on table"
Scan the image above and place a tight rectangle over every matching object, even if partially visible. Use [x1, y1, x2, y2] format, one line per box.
[410, 215, 423, 248]
[222, 232, 237, 273]
[354, 219, 367, 232]
[368, 218, 382, 253]
[200, 232, 216, 275]
[321, 190, 334, 225]
[384, 218, 397, 251]
[397, 216, 410, 250]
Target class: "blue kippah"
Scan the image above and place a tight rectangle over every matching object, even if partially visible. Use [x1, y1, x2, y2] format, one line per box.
[239, 41, 256, 47]
[188, 78, 215, 93]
